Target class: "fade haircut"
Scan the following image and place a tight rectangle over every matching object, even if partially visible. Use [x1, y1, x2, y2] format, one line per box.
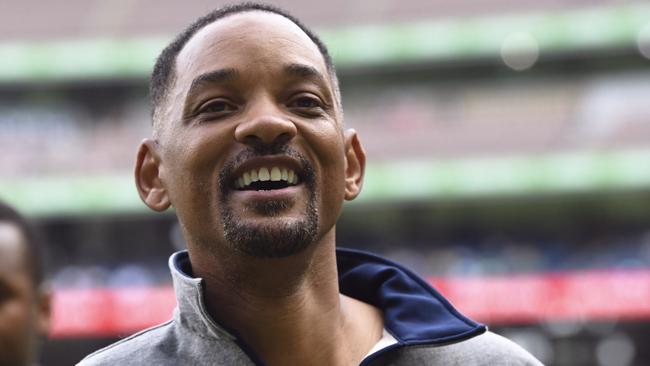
[150, 2, 340, 132]
[0, 201, 45, 287]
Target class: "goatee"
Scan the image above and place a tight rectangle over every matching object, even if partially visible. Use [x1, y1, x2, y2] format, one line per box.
[218, 146, 318, 258]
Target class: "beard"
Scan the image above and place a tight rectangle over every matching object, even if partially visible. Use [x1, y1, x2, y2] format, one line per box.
[220, 194, 318, 258]
[218, 146, 319, 258]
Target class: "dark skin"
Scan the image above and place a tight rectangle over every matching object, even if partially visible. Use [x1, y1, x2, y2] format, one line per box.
[135, 11, 382, 366]
[0, 222, 50, 366]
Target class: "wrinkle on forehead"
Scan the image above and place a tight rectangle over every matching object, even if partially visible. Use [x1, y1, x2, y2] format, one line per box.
[154, 10, 339, 141]
[175, 11, 327, 91]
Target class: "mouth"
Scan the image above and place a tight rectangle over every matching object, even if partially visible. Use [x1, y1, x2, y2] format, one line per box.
[233, 165, 300, 191]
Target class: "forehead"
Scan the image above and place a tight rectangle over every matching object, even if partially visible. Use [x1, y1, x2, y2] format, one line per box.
[0, 222, 27, 274]
[175, 11, 328, 88]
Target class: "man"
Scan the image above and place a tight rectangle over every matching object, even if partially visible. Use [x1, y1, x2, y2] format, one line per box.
[0, 201, 51, 366]
[80, 3, 542, 365]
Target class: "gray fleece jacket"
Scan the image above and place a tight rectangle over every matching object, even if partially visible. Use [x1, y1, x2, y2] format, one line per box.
[78, 249, 543, 366]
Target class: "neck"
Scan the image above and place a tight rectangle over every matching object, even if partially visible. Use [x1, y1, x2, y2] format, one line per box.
[188, 231, 383, 366]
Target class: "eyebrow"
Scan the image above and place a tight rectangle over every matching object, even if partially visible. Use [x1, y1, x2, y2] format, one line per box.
[183, 63, 329, 108]
[283, 63, 327, 85]
[186, 68, 239, 99]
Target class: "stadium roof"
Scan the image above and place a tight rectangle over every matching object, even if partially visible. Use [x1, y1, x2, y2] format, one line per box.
[1, 0, 633, 41]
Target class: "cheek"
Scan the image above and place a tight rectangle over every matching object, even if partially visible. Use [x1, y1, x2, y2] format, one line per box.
[161, 129, 233, 237]
[162, 129, 230, 201]
[164, 129, 226, 176]
[308, 126, 345, 166]
[313, 127, 347, 189]
[0, 300, 32, 354]
[302, 124, 347, 214]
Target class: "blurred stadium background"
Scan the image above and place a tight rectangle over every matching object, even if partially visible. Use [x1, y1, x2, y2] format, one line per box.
[2, 0, 650, 365]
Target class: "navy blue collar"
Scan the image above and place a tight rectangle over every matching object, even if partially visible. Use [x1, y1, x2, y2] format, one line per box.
[170, 248, 486, 347]
[337, 247, 486, 345]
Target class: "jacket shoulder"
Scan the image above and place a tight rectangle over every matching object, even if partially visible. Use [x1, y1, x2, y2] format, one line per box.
[437, 331, 544, 365]
[76, 319, 176, 366]
[373, 331, 544, 366]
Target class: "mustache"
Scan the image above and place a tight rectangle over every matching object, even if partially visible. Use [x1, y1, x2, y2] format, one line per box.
[218, 144, 315, 194]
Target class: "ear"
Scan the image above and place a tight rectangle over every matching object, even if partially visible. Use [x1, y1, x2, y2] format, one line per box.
[135, 139, 171, 211]
[35, 286, 51, 335]
[343, 129, 366, 201]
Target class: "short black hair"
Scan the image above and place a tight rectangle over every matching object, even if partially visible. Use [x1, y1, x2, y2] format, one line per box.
[0, 201, 45, 287]
[150, 2, 337, 123]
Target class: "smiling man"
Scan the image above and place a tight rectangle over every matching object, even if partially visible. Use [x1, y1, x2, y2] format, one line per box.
[79, 3, 541, 365]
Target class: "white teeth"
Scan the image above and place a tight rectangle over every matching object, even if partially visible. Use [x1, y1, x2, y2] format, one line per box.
[259, 167, 270, 181]
[270, 167, 281, 181]
[236, 167, 298, 189]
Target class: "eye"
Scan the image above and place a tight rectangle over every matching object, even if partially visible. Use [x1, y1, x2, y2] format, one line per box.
[292, 97, 320, 108]
[287, 94, 325, 114]
[198, 99, 237, 115]
[0, 282, 14, 303]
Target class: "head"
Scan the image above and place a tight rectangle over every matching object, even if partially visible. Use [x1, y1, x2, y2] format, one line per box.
[149, 3, 342, 135]
[135, 3, 365, 259]
[0, 201, 51, 366]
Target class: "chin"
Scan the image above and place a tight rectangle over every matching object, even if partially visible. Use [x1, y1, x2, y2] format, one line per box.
[222, 212, 318, 258]
[246, 198, 293, 217]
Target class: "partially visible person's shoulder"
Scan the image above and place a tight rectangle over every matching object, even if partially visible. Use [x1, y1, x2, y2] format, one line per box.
[375, 331, 544, 366]
[76, 319, 176, 366]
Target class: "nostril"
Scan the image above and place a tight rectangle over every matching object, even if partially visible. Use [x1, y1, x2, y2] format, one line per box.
[234, 115, 297, 146]
[238, 132, 295, 151]
[241, 134, 262, 145]
[274, 133, 293, 146]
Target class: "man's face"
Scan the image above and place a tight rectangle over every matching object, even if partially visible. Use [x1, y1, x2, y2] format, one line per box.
[146, 11, 362, 257]
[0, 223, 49, 366]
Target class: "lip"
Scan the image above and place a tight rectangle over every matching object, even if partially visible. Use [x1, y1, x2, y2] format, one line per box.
[228, 155, 305, 190]
[232, 184, 303, 200]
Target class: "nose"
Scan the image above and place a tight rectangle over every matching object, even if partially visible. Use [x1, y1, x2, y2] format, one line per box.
[234, 99, 297, 148]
